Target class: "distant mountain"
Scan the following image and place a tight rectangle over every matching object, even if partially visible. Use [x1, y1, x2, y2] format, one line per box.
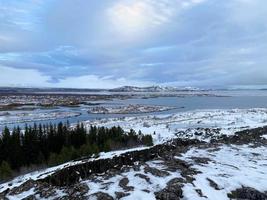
[0, 86, 206, 94]
[0, 87, 108, 94]
[109, 85, 203, 92]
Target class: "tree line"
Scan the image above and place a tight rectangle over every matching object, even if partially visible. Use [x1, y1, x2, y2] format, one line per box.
[0, 122, 153, 180]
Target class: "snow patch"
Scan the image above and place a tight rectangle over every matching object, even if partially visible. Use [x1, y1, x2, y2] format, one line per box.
[181, 145, 267, 200]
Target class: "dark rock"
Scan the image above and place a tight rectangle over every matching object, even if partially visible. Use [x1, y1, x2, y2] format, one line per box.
[4, 126, 267, 200]
[115, 192, 130, 199]
[220, 126, 267, 145]
[119, 177, 129, 188]
[165, 158, 199, 183]
[0, 189, 9, 199]
[22, 195, 37, 200]
[165, 158, 193, 173]
[35, 182, 57, 198]
[119, 177, 134, 191]
[40, 138, 202, 187]
[167, 178, 184, 187]
[9, 179, 36, 195]
[190, 157, 212, 165]
[155, 178, 183, 200]
[89, 192, 114, 200]
[0, 192, 9, 200]
[64, 183, 89, 197]
[195, 189, 207, 198]
[142, 189, 150, 193]
[134, 173, 151, 183]
[144, 166, 170, 177]
[206, 178, 221, 190]
[133, 162, 142, 171]
[228, 187, 267, 200]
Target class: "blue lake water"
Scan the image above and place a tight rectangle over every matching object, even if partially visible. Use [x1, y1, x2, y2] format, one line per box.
[2, 90, 267, 130]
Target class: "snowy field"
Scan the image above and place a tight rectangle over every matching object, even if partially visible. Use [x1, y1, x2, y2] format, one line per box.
[1, 108, 267, 200]
[181, 144, 267, 200]
[79, 144, 267, 200]
[87, 104, 174, 114]
[0, 147, 150, 194]
[0, 111, 81, 125]
[2, 144, 266, 200]
[85, 108, 267, 143]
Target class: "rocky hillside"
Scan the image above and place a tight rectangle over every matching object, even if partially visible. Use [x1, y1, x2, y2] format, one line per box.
[0, 127, 267, 200]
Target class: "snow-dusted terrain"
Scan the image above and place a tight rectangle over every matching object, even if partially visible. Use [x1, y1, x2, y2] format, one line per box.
[1, 108, 267, 200]
[87, 104, 174, 114]
[181, 144, 267, 200]
[0, 147, 150, 194]
[65, 144, 267, 200]
[109, 85, 203, 92]
[85, 108, 267, 143]
[0, 111, 81, 125]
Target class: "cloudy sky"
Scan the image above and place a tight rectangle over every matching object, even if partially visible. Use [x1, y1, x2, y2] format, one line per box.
[0, 0, 267, 88]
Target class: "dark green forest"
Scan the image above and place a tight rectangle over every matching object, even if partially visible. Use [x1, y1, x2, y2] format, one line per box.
[0, 122, 153, 180]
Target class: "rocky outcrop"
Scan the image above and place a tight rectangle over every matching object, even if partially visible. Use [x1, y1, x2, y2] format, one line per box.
[9, 179, 37, 195]
[206, 178, 221, 190]
[88, 192, 114, 200]
[228, 187, 267, 200]
[37, 127, 267, 187]
[155, 178, 183, 200]
[144, 166, 170, 177]
[2, 126, 267, 199]
[40, 139, 201, 187]
[119, 177, 134, 191]
[134, 173, 151, 183]
[216, 126, 267, 145]
[64, 183, 89, 198]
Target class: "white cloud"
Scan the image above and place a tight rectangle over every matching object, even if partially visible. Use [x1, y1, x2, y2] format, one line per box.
[56, 75, 153, 89]
[0, 65, 52, 87]
[0, 0, 267, 88]
[0, 65, 153, 88]
[106, 0, 206, 40]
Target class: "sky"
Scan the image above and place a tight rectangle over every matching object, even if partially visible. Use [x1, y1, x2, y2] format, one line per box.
[0, 0, 267, 89]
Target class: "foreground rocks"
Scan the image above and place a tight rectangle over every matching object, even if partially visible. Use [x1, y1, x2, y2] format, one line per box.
[216, 126, 267, 145]
[228, 187, 267, 200]
[155, 178, 184, 200]
[40, 139, 201, 187]
[1, 126, 267, 199]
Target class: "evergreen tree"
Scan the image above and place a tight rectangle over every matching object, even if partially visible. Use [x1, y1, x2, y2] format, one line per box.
[0, 161, 12, 180]
[0, 122, 153, 169]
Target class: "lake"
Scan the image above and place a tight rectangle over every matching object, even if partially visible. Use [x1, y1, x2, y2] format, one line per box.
[1, 90, 267, 130]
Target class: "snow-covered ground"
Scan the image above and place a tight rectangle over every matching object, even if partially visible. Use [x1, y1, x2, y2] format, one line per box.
[84, 160, 181, 200]
[1, 108, 267, 200]
[0, 111, 81, 125]
[80, 144, 267, 200]
[6, 144, 265, 200]
[181, 144, 267, 200]
[87, 104, 174, 114]
[85, 108, 267, 143]
[0, 146, 150, 194]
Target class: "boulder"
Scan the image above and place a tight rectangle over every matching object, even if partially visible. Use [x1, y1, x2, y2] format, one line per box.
[228, 187, 267, 200]
[119, 177, 134, 191]
[65, 183, 89, 197]
[144, 166, 170, 177]
[88, 192, 114, 200]
[155, 178, 183, 200]
[9, 179, 36, 195]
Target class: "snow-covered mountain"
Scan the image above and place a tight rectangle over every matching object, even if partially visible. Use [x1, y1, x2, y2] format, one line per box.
[109, 85, 202, 92]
